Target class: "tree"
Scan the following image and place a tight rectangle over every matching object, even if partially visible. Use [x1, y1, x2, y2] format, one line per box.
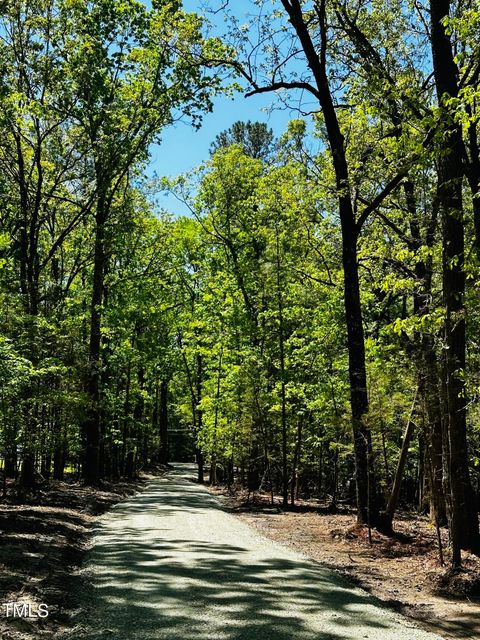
[210, 121, 275, 160]
[62, 0, 222, 484]
[213, 0, 402, 526]
[429, 0, 480, 563]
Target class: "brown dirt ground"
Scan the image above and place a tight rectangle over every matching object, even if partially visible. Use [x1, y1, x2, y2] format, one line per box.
[208, 486, 480, 640]
[0, 471, 164, 640]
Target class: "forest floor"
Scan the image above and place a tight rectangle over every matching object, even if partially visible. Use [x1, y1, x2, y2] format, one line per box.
[208, 486, 480, 640]
[0, 469, 165, 640]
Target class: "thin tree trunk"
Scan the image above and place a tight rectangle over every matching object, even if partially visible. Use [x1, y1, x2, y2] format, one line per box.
[158, 380, 169, 465]
[385, 392, 418, 528]
[210, 346, 223, 486]
[423, 343, 447, 525]
[122, 363, 132, 477]
[290, 414, 303, 506]
[196, 353, 204, 484]
[275, 221, 288, 508]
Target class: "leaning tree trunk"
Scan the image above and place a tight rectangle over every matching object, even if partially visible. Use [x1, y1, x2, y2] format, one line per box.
[384, 391, 418, 530]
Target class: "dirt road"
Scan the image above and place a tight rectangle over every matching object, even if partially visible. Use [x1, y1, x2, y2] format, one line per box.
[69, 464, 445, 640]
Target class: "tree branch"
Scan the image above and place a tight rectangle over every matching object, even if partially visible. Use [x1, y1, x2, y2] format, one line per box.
[356, 172, 407, 232]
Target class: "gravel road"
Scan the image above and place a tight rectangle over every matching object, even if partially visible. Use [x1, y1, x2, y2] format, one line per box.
[72, 463, 444, 640]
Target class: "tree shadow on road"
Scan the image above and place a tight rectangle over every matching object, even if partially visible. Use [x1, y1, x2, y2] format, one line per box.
[70, 470, 432, 640]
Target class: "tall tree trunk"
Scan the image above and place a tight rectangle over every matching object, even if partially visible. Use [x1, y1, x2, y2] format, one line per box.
[158, 380, 169, 465]
[81, 191, 107, 485]
[195, 353, 204, 483]
[430, 0, 480, 563]
[122, 363, 132, 477]
[210, 345, 223, 485]
[405, 179, 447, 525]
[127, 365, 145, 479]
[465, 118, 480, 257]
[279, 0, 378, 525]
[290, 413, 303, 506]
[15, 127, 42, 490]
[343, 224, 378, 524]
[4, 449, 17, 479]
[423, 341, 447, 525]
[4, 420, 17, 479]
[21, 453, 35, 489]
[53, 421, 66, 481]
[275, 221, 289, 508]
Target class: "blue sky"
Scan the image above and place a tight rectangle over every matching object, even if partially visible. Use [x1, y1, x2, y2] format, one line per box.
[149, 95, 296, 213]
[147, 0, 302, 215]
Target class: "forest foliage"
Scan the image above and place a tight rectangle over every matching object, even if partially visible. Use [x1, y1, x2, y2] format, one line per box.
[0, 0, 480, 568]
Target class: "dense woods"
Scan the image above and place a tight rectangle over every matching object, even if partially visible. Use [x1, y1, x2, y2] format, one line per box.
[1, 0, 480, 570]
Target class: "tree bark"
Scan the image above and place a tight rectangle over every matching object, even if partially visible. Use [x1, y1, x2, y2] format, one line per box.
[385, 392, 417, 528]
[291, 414, 303, 506]
[430, 0, 480, 563]
[196, 353, 204, 484]
[158, 380, 169, 465]
[280, 0, 378, 525]
[274, 220, 289, 508]
[422, 342, 447, 525]
[81, 190, 107, 485]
